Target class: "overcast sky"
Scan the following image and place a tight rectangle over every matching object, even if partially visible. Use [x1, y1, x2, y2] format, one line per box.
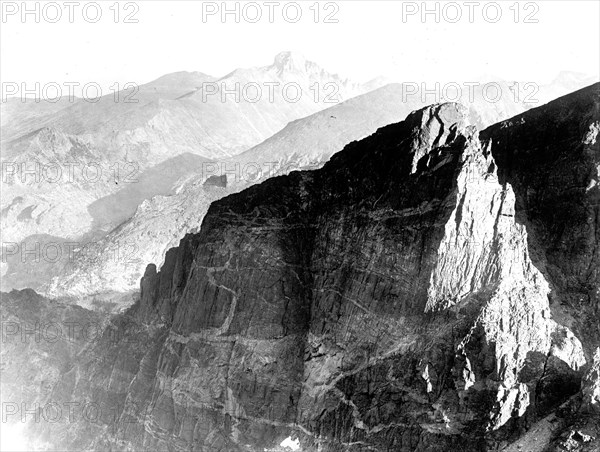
[1, 1, 599, 93]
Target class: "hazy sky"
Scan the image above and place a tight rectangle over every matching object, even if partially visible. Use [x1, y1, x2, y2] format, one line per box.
[1, 1, 599, 93]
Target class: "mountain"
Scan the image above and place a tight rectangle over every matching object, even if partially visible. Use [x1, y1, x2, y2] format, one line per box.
[4, 84, 598, 451]
[1, 52, 373, 291]
[536, 71, 598, 105]
[1, 51, 368, 165]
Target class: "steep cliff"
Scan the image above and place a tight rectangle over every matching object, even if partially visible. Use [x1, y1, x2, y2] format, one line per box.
[10, 84, 600, 451]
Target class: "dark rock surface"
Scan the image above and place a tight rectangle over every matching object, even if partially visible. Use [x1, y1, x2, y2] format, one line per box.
[203, 175, 228, 188]
[3, 84, 599, 451]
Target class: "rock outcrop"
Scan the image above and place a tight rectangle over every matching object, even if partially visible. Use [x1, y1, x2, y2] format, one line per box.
[6, 84, 599, 451]
[582, 349, 600, 413]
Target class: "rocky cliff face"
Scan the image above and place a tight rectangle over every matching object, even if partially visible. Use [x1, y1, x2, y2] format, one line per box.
[6, 84, 599, 451]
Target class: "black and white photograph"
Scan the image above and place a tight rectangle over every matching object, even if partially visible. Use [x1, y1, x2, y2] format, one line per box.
[0, 1, 599, 450]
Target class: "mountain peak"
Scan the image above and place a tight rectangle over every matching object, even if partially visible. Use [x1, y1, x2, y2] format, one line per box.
[272, 51, 308, 73]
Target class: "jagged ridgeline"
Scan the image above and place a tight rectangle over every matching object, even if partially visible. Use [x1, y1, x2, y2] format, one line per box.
[2, 83, 599, 451]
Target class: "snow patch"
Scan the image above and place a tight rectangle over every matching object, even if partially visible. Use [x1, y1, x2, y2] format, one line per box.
[280, 437, 300, 451]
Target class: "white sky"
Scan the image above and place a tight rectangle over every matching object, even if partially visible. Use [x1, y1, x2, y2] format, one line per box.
[1, 0, 599, 93]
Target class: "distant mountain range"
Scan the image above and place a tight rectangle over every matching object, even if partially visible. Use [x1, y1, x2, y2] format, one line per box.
[0, 52, 376, 247]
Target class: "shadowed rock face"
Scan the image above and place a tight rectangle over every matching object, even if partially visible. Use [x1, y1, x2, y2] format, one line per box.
[7, 84, 600, 451]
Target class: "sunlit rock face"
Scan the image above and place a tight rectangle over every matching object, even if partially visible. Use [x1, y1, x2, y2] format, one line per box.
[6, 84, 599, 451]
[583, 349, 600, 413]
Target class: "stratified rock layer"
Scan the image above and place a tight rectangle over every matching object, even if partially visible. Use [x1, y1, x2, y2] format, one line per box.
[13, 83, 600, 451]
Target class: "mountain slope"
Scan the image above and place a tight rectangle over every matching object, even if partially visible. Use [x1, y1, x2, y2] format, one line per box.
[10, 84, 599, 451]
[1, 52, 373, 292]
[2, 51, 367, 164]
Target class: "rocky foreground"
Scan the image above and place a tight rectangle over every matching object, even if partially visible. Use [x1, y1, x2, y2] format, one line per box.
[1, 83, 599, 451]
